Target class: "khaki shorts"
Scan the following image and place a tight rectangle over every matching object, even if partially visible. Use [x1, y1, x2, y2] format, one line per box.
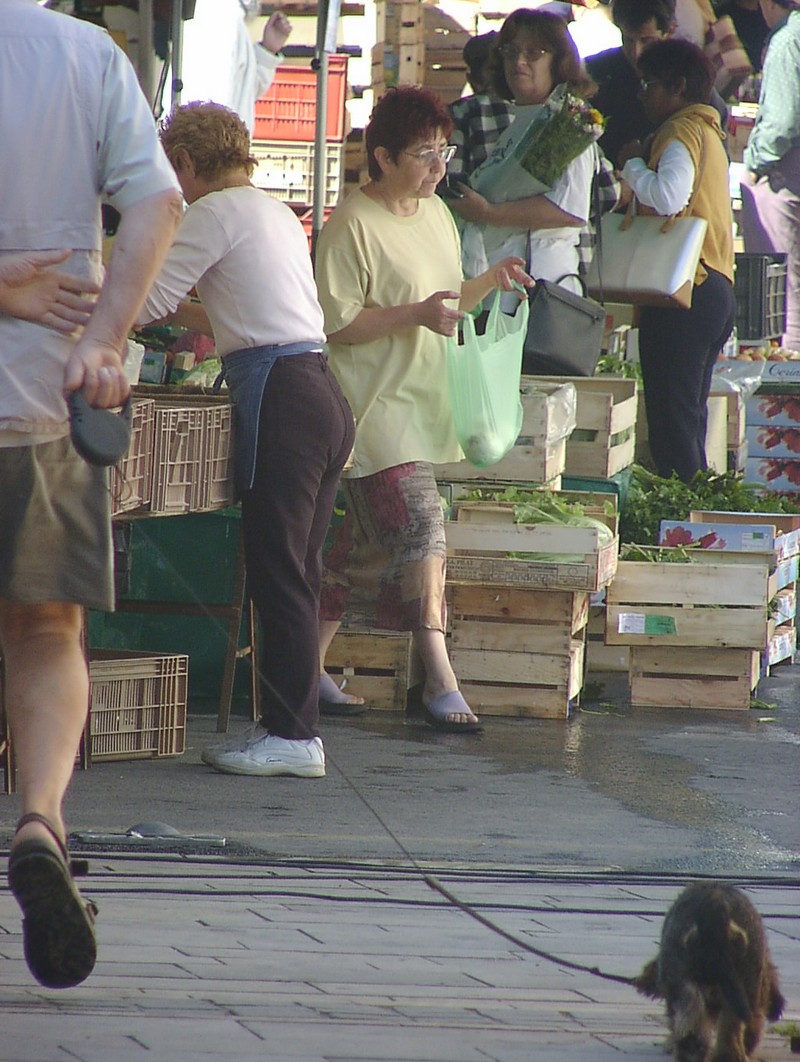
[0, 436, 114, 610]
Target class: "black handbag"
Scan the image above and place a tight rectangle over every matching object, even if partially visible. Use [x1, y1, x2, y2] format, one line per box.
[522, 273, 606, 377]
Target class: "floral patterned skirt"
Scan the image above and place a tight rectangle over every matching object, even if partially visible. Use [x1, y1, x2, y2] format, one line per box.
[319, 461, 446, 632]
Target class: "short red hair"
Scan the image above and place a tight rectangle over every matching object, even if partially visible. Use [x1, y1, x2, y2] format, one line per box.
[365, 86, 454, 180]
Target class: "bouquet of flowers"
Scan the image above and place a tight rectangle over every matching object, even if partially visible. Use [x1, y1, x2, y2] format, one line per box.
[516, 93, 605, 188]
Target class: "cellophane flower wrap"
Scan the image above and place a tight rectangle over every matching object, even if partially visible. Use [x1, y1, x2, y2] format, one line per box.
[517, 93, 605, 187]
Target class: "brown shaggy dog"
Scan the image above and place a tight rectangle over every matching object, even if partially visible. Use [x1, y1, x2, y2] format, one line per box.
[635, 881, 784, 1062]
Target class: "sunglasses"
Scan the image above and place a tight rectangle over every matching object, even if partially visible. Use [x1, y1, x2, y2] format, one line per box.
[499, 45, 550, 64]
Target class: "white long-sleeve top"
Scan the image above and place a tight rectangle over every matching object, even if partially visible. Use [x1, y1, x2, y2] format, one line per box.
[138, 186, 326, 356]
[621, 140, 696, 215]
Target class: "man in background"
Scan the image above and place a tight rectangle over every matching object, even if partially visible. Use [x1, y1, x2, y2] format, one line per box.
[176, 0, 292, 133]
[587, 0, 728, 167]
[741, 0, 800, 351]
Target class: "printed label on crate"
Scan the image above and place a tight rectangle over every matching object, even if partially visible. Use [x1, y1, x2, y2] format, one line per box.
[617, 613, 678, 636]
[659, 521, 775, 552]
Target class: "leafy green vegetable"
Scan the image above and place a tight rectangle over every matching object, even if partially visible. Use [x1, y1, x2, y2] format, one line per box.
[619, 465, 800, 546]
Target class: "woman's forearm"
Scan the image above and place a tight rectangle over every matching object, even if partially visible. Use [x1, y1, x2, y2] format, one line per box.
[486, 195, 582, 230]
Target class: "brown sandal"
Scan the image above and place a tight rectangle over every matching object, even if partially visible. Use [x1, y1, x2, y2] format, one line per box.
[8, 812, 98, 989]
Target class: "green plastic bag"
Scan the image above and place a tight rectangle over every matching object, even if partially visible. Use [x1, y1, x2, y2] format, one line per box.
[446, 291, 528, 468]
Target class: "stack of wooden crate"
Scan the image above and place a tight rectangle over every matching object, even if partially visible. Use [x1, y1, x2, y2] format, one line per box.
[443, 492, 619, 718]
[371, 1, 471, 106]
[605, 550, 773, 711]
[686, 511, 800, 673]
[603, 511, 800, 709]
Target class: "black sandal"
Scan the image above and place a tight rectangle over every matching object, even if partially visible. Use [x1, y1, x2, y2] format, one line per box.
[8, 812, 98, 989]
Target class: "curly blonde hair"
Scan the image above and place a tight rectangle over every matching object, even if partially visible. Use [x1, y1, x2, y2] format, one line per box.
[159, 102, 257, 180]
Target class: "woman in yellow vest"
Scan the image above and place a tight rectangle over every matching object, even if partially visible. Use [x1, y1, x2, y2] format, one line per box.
[617, 37, 735, 483]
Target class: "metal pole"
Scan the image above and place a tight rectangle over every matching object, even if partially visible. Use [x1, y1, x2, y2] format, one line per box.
[137, 0, 156, 107]
[311, 0, 342, 257]
[171, 0, 185, 109]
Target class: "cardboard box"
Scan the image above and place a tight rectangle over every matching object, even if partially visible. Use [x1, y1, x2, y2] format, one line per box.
[744, 457, 800, 492]
[659, 520, 777, 555]
[746, 393, 800, 427]
[746, 424, 800, 459]
[688, 510, 800, 560]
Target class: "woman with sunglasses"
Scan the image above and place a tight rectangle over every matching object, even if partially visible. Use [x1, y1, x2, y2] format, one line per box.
[617, 38, 735, 483]
[314, 86, 530, 732]
[449, 9, 598, 306]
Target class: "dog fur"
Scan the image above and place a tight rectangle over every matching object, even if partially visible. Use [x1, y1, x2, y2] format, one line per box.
[634, 881, 784, 1062]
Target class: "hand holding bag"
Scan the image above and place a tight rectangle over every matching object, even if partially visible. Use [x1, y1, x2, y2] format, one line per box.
[446, 290, 528, 468]
[522, 274, 606, 377]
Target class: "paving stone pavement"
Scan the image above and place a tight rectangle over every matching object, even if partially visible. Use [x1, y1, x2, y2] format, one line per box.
[0, 859, 798, 1062]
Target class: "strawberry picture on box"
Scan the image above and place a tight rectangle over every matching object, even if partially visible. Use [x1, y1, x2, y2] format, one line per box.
[746, 394, 800, 427]
[745, 457, 800, 490]
[747, 425, 800, 457]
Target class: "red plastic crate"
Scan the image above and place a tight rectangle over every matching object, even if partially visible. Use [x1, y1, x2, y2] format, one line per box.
[294, 206, 334, 250]
[254, 54, 348, 142]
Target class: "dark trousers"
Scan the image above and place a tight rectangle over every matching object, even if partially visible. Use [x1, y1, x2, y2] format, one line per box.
[240, 353, 355, 740]
[638, 266, 736, 483]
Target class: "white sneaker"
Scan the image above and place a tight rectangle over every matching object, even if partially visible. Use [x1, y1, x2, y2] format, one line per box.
[202, 733, 326, 778]
[200, 722, 269, 765]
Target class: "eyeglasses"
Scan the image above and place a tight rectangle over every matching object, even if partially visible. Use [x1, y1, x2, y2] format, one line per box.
[639, 77, 662, 92]
[402, 145, 457, 166]
[499, 44, 550, 65]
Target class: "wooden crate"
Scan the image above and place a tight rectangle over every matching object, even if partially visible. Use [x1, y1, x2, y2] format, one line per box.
[605, 556, 775, 650]
[628, 646, 760, 710]
[325, 628, 421, 711]
[526, 376, 638, 479]
[449, 584, 587, 718]
[436, 437, 567, 484]
[435, 380, 576, 484]
[445, 501, 619, 592]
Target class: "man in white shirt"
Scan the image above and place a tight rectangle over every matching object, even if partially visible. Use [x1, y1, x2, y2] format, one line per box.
[176, 0, 291, 133]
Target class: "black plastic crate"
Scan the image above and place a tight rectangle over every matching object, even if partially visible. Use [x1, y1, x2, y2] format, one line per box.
[734, 252, 787, 340]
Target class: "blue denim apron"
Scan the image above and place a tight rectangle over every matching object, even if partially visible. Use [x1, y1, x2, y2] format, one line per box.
[216, 341, 323, 493]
